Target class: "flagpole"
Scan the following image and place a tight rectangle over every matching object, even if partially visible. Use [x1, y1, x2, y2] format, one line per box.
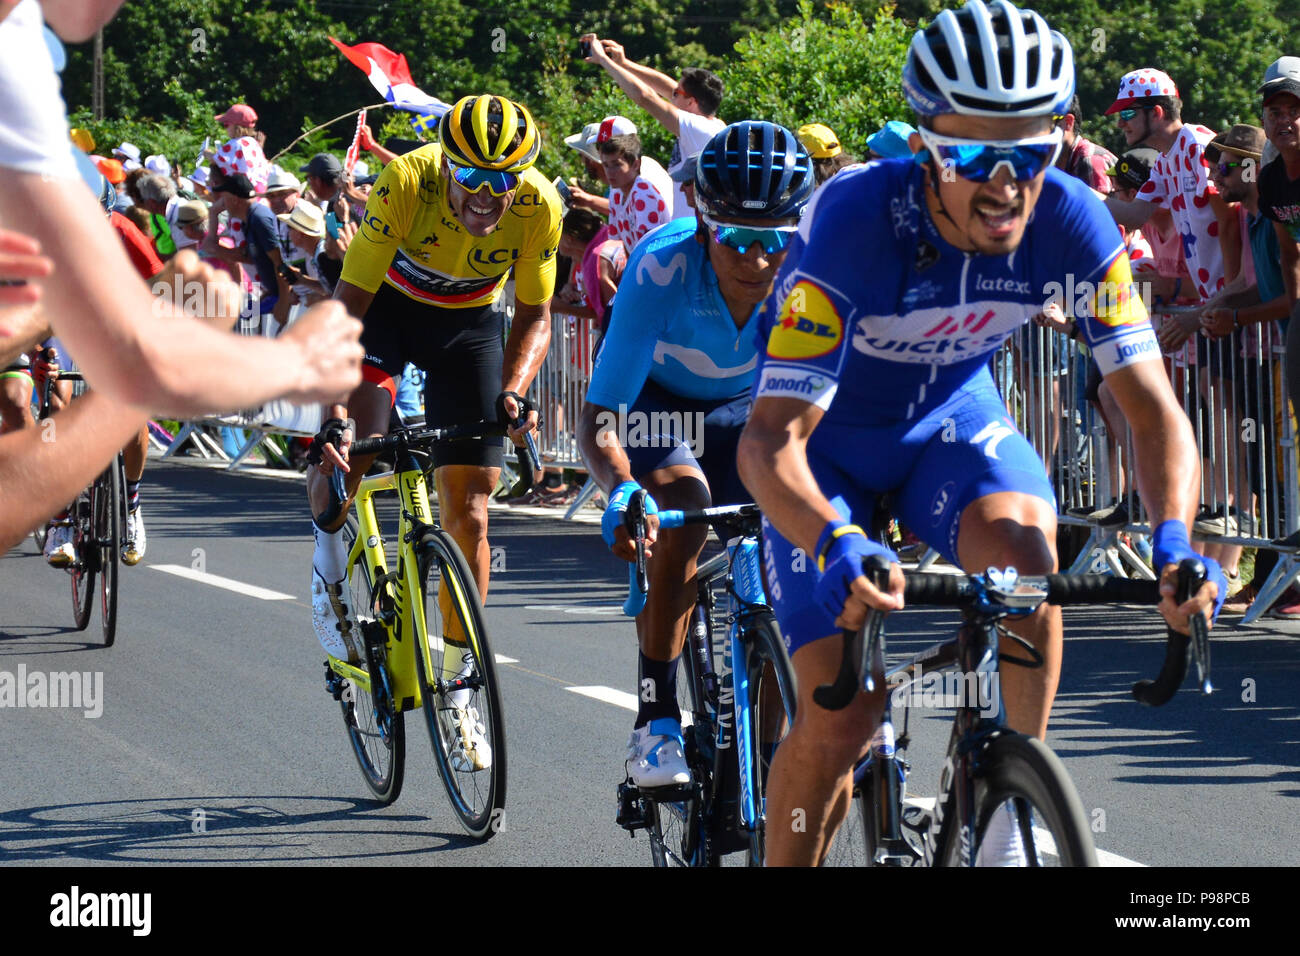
[270, 102, 391, 162]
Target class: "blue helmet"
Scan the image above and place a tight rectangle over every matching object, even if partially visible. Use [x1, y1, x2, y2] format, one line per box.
[902, 0, 1074, 119]
[694, 121, 814, 221]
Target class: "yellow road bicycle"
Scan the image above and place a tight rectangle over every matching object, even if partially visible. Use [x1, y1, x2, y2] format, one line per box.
[318, 418, 537, 838]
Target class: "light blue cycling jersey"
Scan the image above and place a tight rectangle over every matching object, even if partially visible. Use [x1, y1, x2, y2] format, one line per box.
[586, 217, 760, 408]
[753, 159, 1160, 424]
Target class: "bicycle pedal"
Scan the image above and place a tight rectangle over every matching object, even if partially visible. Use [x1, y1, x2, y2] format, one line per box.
[616, 780, 647, 833]
[323, 662, 346, 701]
[639, 781, 700, 803]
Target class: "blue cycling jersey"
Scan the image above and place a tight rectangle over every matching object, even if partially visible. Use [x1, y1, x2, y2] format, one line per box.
[586, 217, 760, 409]
[753, 159, 1161, 425]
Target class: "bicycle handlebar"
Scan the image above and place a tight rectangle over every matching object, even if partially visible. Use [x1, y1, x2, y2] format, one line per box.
[620, 503, 762, 617]
[813, 558, 1209, 712]
[314, 419, 541, 529]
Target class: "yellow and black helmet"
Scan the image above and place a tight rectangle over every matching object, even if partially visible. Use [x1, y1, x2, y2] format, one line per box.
[438, 94, 540, 172]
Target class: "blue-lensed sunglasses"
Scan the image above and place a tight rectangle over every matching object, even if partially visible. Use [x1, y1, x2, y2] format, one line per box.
[701, 212, 798, 255]
[917, 127, 1063, 183]
[447, 160, 520, 197]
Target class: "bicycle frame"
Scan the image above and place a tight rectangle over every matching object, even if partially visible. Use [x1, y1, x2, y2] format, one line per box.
[327, 453, 483, 713]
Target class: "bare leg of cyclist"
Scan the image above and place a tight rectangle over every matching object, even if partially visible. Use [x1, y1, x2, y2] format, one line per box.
[764, 636, 882, 866]
[0, 375, 34, 434]
[122, 424, 148, 481]
[956, 491, 1061, 740]
[434, 464, 499, 605]
[636, 466, 710, 665]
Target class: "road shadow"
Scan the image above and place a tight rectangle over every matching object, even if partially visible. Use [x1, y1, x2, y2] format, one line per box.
[0, 795, 486, 864]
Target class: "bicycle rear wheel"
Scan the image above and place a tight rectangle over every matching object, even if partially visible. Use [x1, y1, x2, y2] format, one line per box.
[742, 611, 797, 866]
[339, 515, 405, 804]
[941, 733, 1097, 867]
[415, 529, 506, 839]
[97, 456, 122, 647]
[69, 486, 95, 632]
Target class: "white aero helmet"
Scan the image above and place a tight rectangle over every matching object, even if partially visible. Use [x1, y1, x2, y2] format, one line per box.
[903, 0, 1074, 119]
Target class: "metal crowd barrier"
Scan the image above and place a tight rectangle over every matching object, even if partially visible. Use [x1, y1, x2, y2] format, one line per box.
[997, 306, 1299, 623]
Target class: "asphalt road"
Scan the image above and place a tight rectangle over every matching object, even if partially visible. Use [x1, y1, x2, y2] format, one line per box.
[1, 457, 1297, 866]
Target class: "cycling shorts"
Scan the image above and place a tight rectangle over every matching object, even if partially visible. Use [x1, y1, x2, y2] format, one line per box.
[360, 282, 505, 469]
[762, 369, 1056, 657]
[621, 378, 752, 508]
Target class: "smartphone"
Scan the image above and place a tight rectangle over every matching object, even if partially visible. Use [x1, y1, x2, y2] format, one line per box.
[580, 40, 592, 58]
[552, 176, 572, 203]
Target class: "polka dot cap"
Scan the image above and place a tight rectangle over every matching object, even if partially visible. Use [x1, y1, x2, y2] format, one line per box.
[1105, 69, 1179, 114]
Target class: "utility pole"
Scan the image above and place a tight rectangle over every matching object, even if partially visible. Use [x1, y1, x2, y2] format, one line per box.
[92, 28, 104, 120]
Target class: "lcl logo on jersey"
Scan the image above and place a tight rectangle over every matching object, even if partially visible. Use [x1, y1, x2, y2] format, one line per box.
[466, 246, 521, 276]
[361, 210, 393, 237]
[767, 280, 843, 360]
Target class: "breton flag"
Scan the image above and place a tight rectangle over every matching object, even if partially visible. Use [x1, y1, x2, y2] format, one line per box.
[329, 37, 450, 125]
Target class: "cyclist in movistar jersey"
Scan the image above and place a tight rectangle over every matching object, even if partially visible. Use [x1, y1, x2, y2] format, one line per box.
[578, 122, 815, 789]
[736, 0, 1224, 866]
[306, 95, 562, 771]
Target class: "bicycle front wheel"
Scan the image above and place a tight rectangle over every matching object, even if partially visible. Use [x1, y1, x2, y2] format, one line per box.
[415, 530, 506, 839]
[742, 612, 797, 867]
[943, 733, 1097, 867]
[97, 457, 122, 647]
[339, 515, 405, 804]
[819, 764, 874, 866]
[69, 487, 95, 632]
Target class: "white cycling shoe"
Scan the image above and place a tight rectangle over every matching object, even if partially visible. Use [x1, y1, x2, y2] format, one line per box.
[448, 706, 492, 771]
[975, 801, 1029, 866]
[44, 521, 75, 567]
[626, 718, 691, 788]
[122, 506, 146, 566]
[311, 569, 364, 665]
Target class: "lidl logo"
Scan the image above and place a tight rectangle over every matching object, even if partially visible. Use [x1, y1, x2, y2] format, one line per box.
[768, 280, 843, 360]
[1093, 254, 1148, 328]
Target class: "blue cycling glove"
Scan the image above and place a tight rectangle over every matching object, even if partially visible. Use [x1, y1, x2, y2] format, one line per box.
[601, 480, 659, 549]
[1152, 519, 1228, 621]
[811, 518, 898, 621]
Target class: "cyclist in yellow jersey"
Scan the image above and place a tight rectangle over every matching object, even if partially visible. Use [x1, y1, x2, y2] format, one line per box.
[306, 96, 561, 693]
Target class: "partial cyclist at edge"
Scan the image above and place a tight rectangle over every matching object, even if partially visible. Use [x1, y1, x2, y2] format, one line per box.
[578, 121, 815, 790]
[736, 0, 1225, 867]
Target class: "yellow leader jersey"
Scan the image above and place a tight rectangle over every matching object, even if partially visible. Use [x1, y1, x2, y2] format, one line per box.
[340, 143, 562, 309]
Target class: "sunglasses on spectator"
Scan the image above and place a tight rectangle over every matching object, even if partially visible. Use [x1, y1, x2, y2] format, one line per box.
[701, 212, 798, 255]
[1215, 160, 1249, 177]
[1117, 107, 1152, 122]
[447, 160, 519, 197]
[917, 127, 1063, 183]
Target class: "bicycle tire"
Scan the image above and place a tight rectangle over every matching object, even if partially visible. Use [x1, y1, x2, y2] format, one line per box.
[339, 515, 405, 804]
[819, 765, 875, 866]
[742, 611, 798, 866]
[97, 456, 122, 647]
[69, 485, 95, 632]
[939, 733, 1097, 867]
[415, 529, 506, 839]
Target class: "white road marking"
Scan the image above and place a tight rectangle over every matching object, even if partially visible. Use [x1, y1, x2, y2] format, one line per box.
[495, 654, 518, 664]
[149, 564, 294, 601]
[525, 604, 623, 615]
[566, 686, 639, 711]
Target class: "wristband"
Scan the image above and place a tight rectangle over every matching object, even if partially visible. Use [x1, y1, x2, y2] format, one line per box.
[1151, 519, 1192, 573]
[602, 480, 658, 548]
[815, 518, 869, 573]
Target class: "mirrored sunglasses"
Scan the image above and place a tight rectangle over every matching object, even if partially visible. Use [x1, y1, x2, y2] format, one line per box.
[447, 161, 519, 197]
[701, 213, 798, 255]
[917, 127, 1063, 183]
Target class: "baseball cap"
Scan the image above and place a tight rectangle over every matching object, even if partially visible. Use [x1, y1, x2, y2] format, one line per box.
[216, 103, 258, 127]
[670, 153, 700, 183]
[278, 201, 326, 239]
[1105, 69, 1179, 115]
[1204, 125, 1265, 166]
[94, 157, 126, 184]
[69, 128, 95, 153]
[175, 200, 209, 225]
[595, 115, 637, 144]
[190, 165, 210, 187]
[264, 167, 302, 194]
[865, 120, 917, 159]
[797, 123, 842, 159]
[299, 152, 343, 178]
[1104, 146, 1160, 190]
[1259, 56, 1300, 105]
[212, 172, 255, 199]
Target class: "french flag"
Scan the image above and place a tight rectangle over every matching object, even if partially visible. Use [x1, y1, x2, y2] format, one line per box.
[329, 37, 450, 121]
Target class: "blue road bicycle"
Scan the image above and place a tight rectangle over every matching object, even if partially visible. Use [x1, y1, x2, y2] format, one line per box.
[615, 499, 797, 866]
